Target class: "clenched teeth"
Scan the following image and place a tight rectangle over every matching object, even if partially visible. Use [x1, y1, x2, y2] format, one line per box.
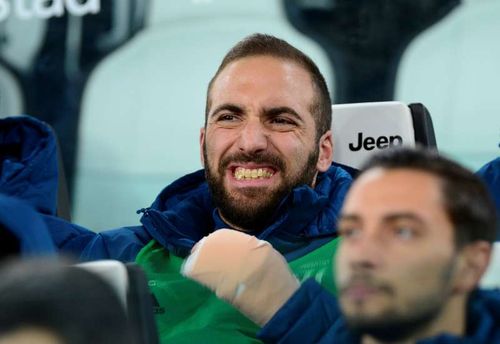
[234, 167, 274, 180]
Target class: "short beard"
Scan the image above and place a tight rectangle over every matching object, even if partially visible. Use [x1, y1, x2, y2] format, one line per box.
[346, 297, 444, 342]
[204, 145, 319, 232]
[342, 259, 457, 342]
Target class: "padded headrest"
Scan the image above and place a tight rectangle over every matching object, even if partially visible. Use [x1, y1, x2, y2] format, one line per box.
[77, 260, 160, 344]
[77, 260, 129, 311]
[331, 101, 416, 169]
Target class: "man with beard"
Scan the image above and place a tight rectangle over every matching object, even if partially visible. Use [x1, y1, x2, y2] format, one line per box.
[184, 147, 500, 343]
[7, 34, 352, 342]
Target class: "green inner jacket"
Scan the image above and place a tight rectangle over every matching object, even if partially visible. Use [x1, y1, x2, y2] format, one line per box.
[136, 237, 340, 344]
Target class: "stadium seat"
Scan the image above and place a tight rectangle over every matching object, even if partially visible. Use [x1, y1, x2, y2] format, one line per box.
[396, 0, 500, 169]
[330, 102, 500, 287]
[77, 260, 159, 344]
[331, 101, 437, 171]
[0, 65, 23, 117]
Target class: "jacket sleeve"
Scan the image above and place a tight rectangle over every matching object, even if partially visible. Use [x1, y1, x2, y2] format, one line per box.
[42, 215, 151, 262]
[257, 278, 344, 344]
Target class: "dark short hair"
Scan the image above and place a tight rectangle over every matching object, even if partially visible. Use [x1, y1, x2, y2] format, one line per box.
[0, 260, 134, 344]
[360, 147, 497, 247]
[205, 33, 332, 140]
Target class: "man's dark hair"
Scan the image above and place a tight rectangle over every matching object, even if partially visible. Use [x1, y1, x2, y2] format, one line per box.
[0, 260, 134, 344]
[360, 147, 497, 247]
[205, 33, 332, 140]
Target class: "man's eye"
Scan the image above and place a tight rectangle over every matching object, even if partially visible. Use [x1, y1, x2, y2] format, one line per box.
[339, 227, 361, 239]
[270, 117, 295, 125]
[218, 114, 237, 121]
[394, 227, 415, 240]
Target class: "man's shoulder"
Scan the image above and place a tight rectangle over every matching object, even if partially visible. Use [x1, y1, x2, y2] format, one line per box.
[465, 288, 500, 342]
[330, 162, 359, 180]
[471, 288, 500, 312]
[0, 194, 57, 256]
[477, 157, 500, 181]
[81, 225, 153, 262]
[151, 169, 211, 212]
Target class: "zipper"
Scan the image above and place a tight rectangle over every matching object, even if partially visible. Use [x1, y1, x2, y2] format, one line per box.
[136, 207, 150, 215]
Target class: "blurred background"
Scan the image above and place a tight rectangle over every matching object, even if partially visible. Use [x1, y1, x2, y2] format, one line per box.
[0, 0, 498, 230]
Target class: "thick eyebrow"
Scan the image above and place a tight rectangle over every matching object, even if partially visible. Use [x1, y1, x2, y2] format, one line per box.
[338, 214, 361, 223]
[264, 106, 304, 124]
[209, 103, 243, 118]
[381, 212, 425, 226]
[338, 212, 425, 225]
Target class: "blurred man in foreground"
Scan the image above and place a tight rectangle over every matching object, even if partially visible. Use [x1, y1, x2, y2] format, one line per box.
[185, 147, 500, 343]
[0, 260, 133, 344]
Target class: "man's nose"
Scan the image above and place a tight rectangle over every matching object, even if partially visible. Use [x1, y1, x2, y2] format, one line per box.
[345, 231, 385, 270]
[237, 119, 268, 154]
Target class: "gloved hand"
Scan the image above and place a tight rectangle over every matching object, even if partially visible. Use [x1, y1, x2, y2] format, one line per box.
[181, 228, 299, 326]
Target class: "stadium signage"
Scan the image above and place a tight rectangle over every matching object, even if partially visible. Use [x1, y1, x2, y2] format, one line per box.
[349, 132, 403, 151]
[0, 0, 100, 21]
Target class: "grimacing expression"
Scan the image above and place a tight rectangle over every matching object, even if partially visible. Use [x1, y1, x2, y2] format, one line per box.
[335, 168, 460, 341]
[200, 55, 333, 231]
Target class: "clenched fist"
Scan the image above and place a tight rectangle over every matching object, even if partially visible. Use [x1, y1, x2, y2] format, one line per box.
[181, 229, 299, 326]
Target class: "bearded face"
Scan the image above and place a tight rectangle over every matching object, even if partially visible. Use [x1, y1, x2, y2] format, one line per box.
[201, 56, 332, 232]
[335, 168, 470, 342]
[338, 257, 457, 342]
[204, 144, 319, 231]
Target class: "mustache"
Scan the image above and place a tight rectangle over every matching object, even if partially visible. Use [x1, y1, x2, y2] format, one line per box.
[339, 273, 394, 296]
[219, 151, 286, 171]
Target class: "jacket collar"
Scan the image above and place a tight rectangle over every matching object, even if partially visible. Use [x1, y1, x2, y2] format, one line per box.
[140, 165, 352, 257]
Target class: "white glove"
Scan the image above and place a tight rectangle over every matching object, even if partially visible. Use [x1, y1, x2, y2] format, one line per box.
[181, 229, 299, 326]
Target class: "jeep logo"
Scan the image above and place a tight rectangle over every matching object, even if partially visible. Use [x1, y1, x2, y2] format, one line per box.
[348, 132, 403, 151]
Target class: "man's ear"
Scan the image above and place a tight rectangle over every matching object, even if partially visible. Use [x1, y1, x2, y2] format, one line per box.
[316, 130, 334, 172]
[453, 241, 492, 293]
[199, 127, 206, 167]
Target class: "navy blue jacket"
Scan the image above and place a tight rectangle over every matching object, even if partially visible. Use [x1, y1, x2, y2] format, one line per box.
[477, 157, 500, 239]
[45, 165, 352, 262]
[1, 115, 352, 262]
[259, 279, 500, 343]
[477, 157, 500, 210]
[0, 194, 57, 257]
[0, 115, 58, 216]
[0, 116, 57, 257]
